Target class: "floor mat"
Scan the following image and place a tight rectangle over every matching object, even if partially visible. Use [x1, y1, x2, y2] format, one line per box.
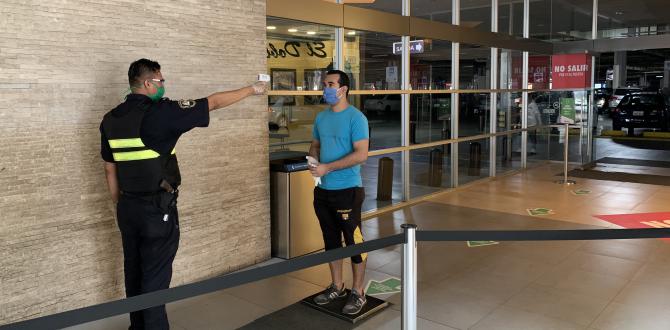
[597, 157, 670, 169]
[238, 303, 362, 330]
[566, 169, 670, 186]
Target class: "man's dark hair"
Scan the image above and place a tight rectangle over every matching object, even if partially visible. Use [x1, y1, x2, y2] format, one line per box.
[128, 58, 161, 87]
[327, 69, 350, 96]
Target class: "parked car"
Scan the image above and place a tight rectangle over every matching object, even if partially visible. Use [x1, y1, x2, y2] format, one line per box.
[363, 94, 401, 115]
[608, 87, 641, 111]
[611, 92, 668, 133]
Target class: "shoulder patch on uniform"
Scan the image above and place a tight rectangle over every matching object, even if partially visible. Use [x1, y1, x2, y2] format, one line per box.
[178, 99, 196, 109]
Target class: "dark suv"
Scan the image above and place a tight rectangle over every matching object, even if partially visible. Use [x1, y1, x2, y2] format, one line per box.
[611, 92, 668, 133]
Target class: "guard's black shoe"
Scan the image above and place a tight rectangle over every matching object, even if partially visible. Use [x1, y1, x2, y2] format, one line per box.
[313, 283, 346, 305]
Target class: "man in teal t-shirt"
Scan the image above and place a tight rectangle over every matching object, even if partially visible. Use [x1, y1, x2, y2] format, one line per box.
[309, 70, 370, 315]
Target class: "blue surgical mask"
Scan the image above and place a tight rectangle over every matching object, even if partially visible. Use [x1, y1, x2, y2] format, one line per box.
[323, 87, 340, 105]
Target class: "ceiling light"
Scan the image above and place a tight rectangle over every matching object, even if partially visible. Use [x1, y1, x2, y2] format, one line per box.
[615, 11, 623, 15]
[288, 28, 298, 33]
[307, 31, 316, 35]
[266, 26, 276, 30]
[347, 31, 356, 35]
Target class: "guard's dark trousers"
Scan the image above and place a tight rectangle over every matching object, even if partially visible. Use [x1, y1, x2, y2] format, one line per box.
[117, 193, 180, 330]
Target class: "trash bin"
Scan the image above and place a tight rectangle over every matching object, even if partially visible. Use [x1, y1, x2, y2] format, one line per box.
[269, 151, 324, 259]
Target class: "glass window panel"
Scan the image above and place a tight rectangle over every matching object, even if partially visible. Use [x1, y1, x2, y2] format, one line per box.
[530, 0, 592, 41]
[499, 0, 524, 37]
[460, 44, 491, 89]
[412, 0, 452, 24]
[497, 92, 522, 132]
[458, 138, 490, 185]
[410, 94, 452, 144]
[269, 95, 321, 153]
[461, 0, 492, 32]
[496, 132, 522, 175]
[598, 0, 670, 39]
[348, 0, 402, 15]
[267, 18, 337, 153]
[551, 0, 592, 41]
[356, 94, 402, 151]
[527, 127, 551, 166]
[529, 0, 551, 40]
[529, 91, 559, 127]
[458, 93, 491, 137]
[410, 145, 453, 199]
[362, 152, 404, 212]
[533, 90, 589, 164]
[344, 29, 402, 90]
[498, 49, 523, 90]
[410, 38, 452, 90]
[528, 54, 551, 90]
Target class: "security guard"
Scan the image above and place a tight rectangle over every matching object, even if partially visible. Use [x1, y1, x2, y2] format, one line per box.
[100, 58, 265, 329]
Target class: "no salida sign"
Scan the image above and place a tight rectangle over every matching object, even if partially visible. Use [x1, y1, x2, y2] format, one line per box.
[551, 54, 592, 89]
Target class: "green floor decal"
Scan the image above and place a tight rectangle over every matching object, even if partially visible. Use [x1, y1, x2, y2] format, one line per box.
[365, 277, 401, 296]
[527, 208, 555, 216]
[467, 241, 500, 247]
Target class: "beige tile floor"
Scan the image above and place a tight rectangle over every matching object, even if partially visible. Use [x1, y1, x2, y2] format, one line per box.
[67, 163, 670, 329]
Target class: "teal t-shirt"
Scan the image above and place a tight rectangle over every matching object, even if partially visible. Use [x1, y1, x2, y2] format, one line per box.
[312, 105, 369, 190]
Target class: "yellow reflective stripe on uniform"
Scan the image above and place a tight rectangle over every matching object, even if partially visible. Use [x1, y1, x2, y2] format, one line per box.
[353, 226, 367, 261]
[112, 150, 160, 162]
[171, 148, 176, 155]
[108, 138, 145, 149]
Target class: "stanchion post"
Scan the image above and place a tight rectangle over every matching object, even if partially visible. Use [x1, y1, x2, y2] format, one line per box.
[555, 123, 576, 185]
[377, 157, 393, 201]
[428, 148, 443, 187]
[401, 224, 418, 330]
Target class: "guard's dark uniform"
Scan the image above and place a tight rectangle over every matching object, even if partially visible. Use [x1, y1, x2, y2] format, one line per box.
[100, 94, 209, 330]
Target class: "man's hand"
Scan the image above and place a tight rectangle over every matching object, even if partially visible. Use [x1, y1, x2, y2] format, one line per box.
[310, 163, 330, 177]
[252, 81, 267, 95]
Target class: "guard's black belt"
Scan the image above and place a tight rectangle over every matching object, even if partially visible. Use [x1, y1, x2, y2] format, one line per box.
[121, 190, 164, 197]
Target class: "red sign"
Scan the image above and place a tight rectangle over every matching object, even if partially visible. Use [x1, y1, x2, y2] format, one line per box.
[510, 55, 551, 89]
[595, 212, 670, 242]
[529, 56, 550, 90]
[551, 54, 592, 89]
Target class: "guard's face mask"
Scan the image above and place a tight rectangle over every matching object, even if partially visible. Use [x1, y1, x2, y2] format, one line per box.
[323, 87, 341, 105]
[147, 81, 165, 102]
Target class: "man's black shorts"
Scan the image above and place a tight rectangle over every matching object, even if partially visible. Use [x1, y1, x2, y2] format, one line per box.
[313, 186, 366, 264]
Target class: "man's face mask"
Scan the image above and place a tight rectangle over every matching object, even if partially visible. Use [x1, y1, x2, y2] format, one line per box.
[147, 79, 165, 102]
[323, 87, 341, 105]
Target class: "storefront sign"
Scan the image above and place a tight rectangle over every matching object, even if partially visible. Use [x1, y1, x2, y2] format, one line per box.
[529, 56, 550, 89]
[392, 40, 424, 55]
[551, 54, 592, 89]
[510, 55, 550, 89]
[559, 98, 576, 124]
[266, 41, 328, 59]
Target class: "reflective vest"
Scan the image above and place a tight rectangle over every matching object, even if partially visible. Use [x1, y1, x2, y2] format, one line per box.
[101, 105, 181, 193]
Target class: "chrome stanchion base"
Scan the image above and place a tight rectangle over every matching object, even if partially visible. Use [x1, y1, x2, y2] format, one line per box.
[554, 179, 577, 185]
